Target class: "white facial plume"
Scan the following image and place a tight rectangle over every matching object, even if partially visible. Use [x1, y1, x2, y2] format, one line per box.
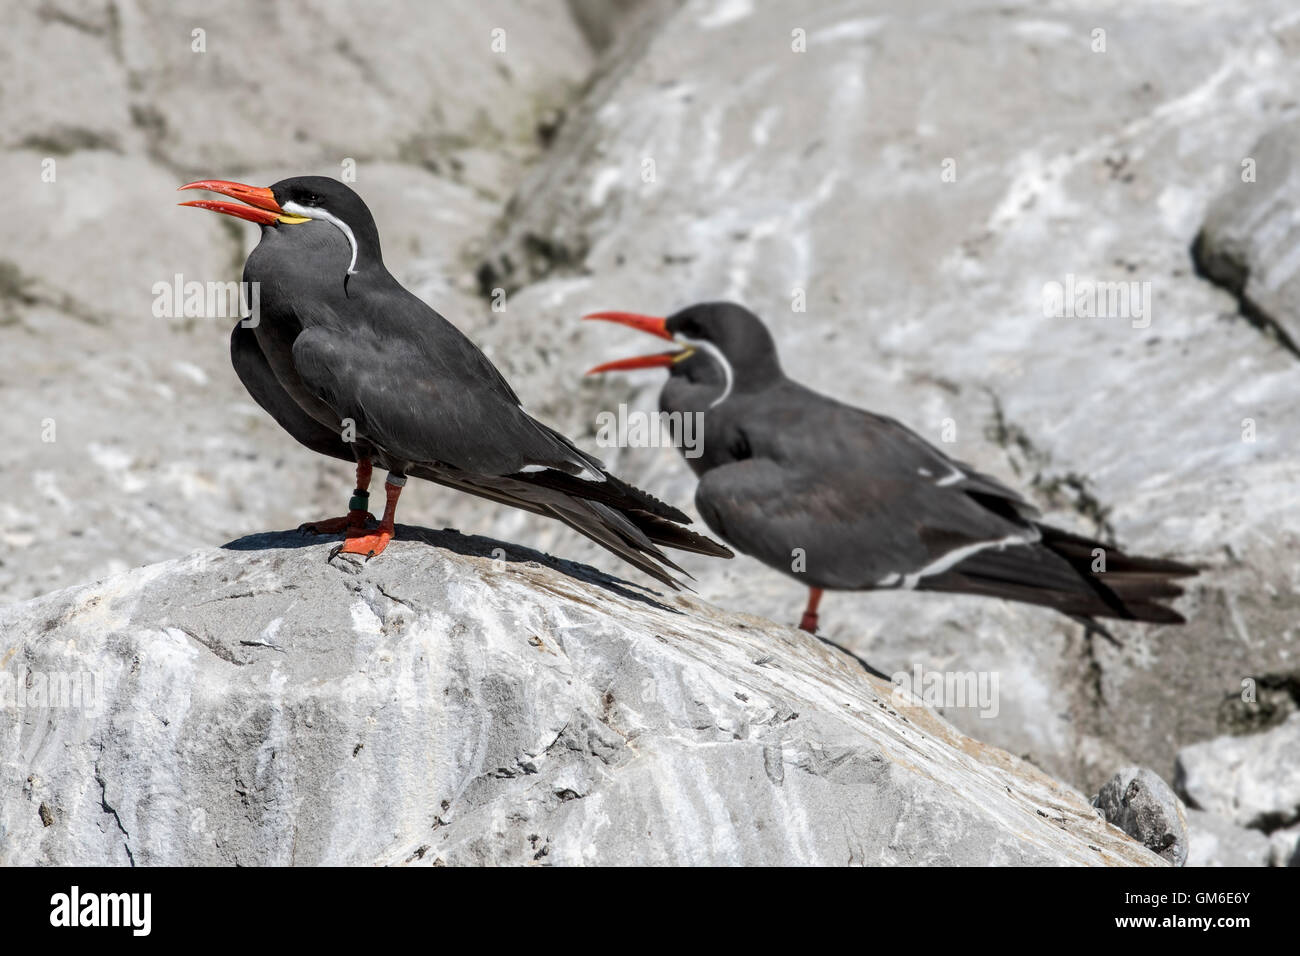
[280, 200, 359, 276]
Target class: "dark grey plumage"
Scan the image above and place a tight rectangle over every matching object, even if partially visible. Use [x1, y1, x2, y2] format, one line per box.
[204, 176, 730, 586]
[595, 301, 1196, 626]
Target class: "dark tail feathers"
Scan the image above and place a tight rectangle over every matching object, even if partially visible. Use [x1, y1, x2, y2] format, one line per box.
[920, 524, 1198, 626]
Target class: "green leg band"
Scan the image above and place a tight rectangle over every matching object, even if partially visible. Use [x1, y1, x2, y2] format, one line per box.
[348, 490, 370, 511]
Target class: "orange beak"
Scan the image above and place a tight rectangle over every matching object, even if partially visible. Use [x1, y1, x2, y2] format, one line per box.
[583, 311, 691, 375]
[583, 311, 672, 340]
[586, 350, 684, 375]
[176, 180, 308, 225]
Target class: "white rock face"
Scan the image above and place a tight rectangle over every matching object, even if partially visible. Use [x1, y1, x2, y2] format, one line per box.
[0, 532, 1161, 866]
[1175, 714, 1300, 830]
[1267, 823, 1300, 867]
[1194, 126, 1300, 350]
[1183, 808, 1271, 868]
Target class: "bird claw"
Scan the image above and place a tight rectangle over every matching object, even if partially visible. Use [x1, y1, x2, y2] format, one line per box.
[299, 510, 375, 535]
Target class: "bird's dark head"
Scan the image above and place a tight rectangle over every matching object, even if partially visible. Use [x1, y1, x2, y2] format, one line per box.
[583, 301, 782, 401]
[177, 175, 382, 277]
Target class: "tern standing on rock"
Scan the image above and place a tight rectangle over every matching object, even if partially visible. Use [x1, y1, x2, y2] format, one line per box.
[177, 177, 730, 586]
[584, 301, 1197, 632]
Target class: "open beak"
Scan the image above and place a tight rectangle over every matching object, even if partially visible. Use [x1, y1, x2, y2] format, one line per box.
[583, 311, 693, 375]
[176, 179, 310, 225]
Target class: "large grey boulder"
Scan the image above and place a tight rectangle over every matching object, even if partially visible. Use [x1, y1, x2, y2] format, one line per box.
[0, 531, 1162, 866]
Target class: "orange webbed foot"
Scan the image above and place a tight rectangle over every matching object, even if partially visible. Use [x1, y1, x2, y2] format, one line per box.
[330, 526, 394, 561]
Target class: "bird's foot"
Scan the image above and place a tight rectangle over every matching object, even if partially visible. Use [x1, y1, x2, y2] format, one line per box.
[299, 509, 375, 535]
[330, 525, 394, 561]
[799, 612, 819, 633]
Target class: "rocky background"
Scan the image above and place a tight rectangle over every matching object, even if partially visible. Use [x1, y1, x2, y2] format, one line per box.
[2, 0, 1298, 864]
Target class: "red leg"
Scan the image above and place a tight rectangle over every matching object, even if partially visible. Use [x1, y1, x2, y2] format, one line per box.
[300, 458, 376, 534]
[799, 587, 824, 633]
[334, 475, 403, 559]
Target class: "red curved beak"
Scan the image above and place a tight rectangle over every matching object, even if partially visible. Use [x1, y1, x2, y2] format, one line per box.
[176, 180, 305, 225]
[583, 311, 672, 340]
[583, 311, 690, 375]
[586, 351, 683, 375]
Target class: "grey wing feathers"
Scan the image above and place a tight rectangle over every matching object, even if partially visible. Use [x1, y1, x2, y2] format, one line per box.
[292, 325, 594, 476]
[700, 396, 1194, 622]
[230, 322, 353, 463]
